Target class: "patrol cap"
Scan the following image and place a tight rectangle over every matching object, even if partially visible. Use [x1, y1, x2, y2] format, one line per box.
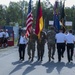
[21, 31, 25, 34]
[59, 28, 63, 32]
[69, 29, 72, 33]
[50, 26, 54, 30]
[59, 27, 63, 30]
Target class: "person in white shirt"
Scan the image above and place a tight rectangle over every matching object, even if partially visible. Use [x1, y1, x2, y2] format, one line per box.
[55, 28, 66, 62]
[4, 29, 9, 47]
[65, 30, 75, 62]
[18, 32, 28, 61]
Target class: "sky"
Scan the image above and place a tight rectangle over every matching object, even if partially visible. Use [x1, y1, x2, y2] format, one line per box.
[0, 0, 75, 7]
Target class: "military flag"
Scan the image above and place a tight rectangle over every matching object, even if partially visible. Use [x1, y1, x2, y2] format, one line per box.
[35, 0, 44, 39]
[53, 1, 60, 32]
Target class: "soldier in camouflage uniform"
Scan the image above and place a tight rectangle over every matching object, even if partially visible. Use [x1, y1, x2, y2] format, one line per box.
[47, 26, 56, 61]
[27, 29, 37, 61]
[37, 31, 46, 61]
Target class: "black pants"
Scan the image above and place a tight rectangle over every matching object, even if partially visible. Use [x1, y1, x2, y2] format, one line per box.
[19, 44, 26, 60]
[57, 43, 65, 62]
[67, 43, 74, 62]
[4, 38, 8, 43]
[1, 37, 4, 44]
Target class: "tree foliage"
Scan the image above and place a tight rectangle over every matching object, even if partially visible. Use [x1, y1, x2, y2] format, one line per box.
[0, 1, 75, 31]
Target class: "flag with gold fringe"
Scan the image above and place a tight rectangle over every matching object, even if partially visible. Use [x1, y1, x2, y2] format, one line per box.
[35, 0, 44, 39]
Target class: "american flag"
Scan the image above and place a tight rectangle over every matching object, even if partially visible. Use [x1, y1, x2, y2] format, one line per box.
[26, 0, 33, 37]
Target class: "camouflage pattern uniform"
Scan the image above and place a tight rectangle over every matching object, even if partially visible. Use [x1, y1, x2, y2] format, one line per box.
[27, 31, 37, 61]
[47, 27, 56, 61]
[37, 31, 46, 61]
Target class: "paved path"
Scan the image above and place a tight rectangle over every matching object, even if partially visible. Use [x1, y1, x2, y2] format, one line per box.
[0, 44, 75, 75]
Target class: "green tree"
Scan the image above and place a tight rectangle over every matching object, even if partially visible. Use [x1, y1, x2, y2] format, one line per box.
[0, 5, 7, 26]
